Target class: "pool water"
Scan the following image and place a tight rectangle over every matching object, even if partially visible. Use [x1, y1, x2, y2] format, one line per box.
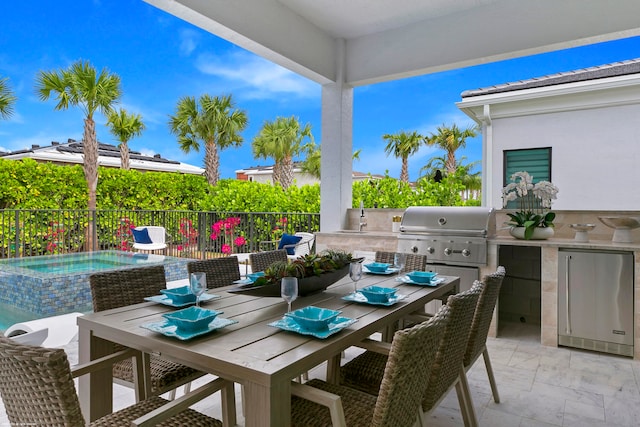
[5, 251, 166, 276]
[0, 303, 43, 331]
[0, 250, 191, 319]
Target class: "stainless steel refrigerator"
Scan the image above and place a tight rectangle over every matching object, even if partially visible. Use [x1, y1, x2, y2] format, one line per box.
[558, 249, 634, 357]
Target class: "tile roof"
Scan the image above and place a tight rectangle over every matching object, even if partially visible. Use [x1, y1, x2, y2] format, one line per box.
[461, 58, 640, 98]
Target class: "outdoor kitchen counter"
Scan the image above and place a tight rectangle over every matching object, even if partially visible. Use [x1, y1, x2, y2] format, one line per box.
[488, 236, 640, 359]
[316, 231, 400, 253]
[489, 235, 640, 251]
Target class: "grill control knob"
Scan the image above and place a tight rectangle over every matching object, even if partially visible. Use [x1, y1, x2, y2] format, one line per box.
[410, 246, 419, 253]
[462, 249, 471, 257]
[426, 246, 435, 254]
[444, 247, 452, 256]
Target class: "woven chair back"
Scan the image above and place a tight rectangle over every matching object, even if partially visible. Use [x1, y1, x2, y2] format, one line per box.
[371, 305, 450, 427]
[250, 249, 288, 273]
[375, 251, 427, 273]
[188, 257, 241, 288]
[421, 282, 483, 412]
[89, 265, 167, 312]
[0, 334, 85, 426]
[464, 266, 506, 367]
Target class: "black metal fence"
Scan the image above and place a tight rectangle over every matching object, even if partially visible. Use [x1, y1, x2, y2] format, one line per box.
[0, 209, 320, 259]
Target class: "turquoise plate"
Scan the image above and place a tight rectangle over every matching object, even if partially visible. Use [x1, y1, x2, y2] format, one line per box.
[362, 266, 400, 275]
[268, 316, 357, 339]
[395, 276, 445, 287]
[140, 317, 238, 340]
[144, 293, 220, 308]
[341, 292, 407, 306]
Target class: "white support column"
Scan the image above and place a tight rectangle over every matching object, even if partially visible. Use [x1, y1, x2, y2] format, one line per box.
[481, 104, 492, 207]
[320, 39, 353, 232]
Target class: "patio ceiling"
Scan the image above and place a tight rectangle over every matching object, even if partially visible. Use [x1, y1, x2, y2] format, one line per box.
[145, 0, 640, 87]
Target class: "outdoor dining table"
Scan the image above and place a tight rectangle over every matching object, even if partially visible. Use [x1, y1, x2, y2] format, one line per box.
[78, 271, 459, 426]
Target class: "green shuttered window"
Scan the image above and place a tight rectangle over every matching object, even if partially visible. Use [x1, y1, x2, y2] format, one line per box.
[503, 147, 552, 208]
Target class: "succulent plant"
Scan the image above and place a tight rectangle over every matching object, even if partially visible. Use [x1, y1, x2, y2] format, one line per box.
[252, 249, 355, 286]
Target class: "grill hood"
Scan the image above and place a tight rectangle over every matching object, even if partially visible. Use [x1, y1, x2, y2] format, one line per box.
[400, 206, 495, 237]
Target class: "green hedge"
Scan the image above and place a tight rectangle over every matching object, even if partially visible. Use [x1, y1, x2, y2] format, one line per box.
[0, 158, 479, 211]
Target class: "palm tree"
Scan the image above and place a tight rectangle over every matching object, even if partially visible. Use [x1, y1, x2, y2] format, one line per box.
[0, 77, 17, 120]
[169, 94, 247, 186]
[36, 60, 121, 250]
[300, 144, 321, 179]
[425, 123, 478, 174]
[252, 116, 313, 189]
[106, 108, 145, 170]
[300, 146, 361, 180]
[382, 130, 424, 182]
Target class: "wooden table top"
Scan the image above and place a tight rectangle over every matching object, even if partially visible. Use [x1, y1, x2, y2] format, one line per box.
[79, 272, 459, 426]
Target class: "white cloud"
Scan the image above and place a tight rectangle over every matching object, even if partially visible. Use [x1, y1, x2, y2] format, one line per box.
[179, 29, 199, 57]
[3, 132, 78, 152]
[116, 101, 165, 127]
[195, 50, 319, 100]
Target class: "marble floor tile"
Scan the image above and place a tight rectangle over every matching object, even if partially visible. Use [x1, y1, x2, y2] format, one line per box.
[5, 321, 640, 426]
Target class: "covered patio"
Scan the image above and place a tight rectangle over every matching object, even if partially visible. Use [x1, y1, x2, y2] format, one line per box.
[145, 0, 640, 230]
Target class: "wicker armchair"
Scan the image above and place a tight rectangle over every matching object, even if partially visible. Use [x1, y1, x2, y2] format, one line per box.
[0, 333, 227, 427]
[340, 283, 483, 427]
[463, 266, 506, 404]
[289, 306, 449, 427]
[374, 251, 427, 273]
[249, 249, 288, 273]
[89, 265, 204, 400]
[188, 257, 241, 288]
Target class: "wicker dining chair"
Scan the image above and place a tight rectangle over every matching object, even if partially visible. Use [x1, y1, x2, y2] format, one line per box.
[89, 265, 204, 400]
[374, 251, 427, 273]
[188, 257, 241, 288]
[0, 333, 226, 427]
[340, 283, 483, 427]
[463, 266, 506, 404]
[289, 305, 450, 427]
[249, 249, 288, 273]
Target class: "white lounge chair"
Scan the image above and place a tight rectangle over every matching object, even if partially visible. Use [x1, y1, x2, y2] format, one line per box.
[259, 231, 315, 260]
[132, 226, 167, 253]
[5, 312, 82, 348]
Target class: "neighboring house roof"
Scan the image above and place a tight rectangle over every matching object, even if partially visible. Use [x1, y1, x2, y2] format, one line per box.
[461, 58, 640, 98]
[0, 139, 204, 175]
[235, 163, 383, 182]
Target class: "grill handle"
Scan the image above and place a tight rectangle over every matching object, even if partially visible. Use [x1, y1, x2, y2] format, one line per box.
[399, 226, 487, 237]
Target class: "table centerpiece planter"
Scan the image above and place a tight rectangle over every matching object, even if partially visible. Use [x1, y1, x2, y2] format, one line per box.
[228, 250, 361, 297]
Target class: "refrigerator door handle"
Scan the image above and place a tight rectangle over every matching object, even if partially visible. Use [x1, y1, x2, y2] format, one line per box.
[565, 255, 571, 335]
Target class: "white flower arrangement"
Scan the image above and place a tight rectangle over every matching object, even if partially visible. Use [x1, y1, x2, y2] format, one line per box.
[502, 171, 558, 210]
[502, 171, 559, 239]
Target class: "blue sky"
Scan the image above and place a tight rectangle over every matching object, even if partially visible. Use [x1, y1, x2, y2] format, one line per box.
[2, 1, 640, 181]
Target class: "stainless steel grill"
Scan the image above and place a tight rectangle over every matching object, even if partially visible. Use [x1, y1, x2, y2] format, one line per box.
[397, 206, 495, 267]
[397, 206, 495, 297]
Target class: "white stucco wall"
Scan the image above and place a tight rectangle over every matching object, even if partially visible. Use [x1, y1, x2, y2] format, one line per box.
[458, 75, 640, 212]
[490, 103, 640, 210]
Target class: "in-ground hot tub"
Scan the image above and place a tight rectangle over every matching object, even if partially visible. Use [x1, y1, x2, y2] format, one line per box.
[0, 250, 190, 317]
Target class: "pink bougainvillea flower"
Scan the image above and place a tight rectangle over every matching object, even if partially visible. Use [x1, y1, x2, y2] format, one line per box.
[234, 236, 246, 247]
[221, 244, 231, 254]
[177, 245, 184, 251]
